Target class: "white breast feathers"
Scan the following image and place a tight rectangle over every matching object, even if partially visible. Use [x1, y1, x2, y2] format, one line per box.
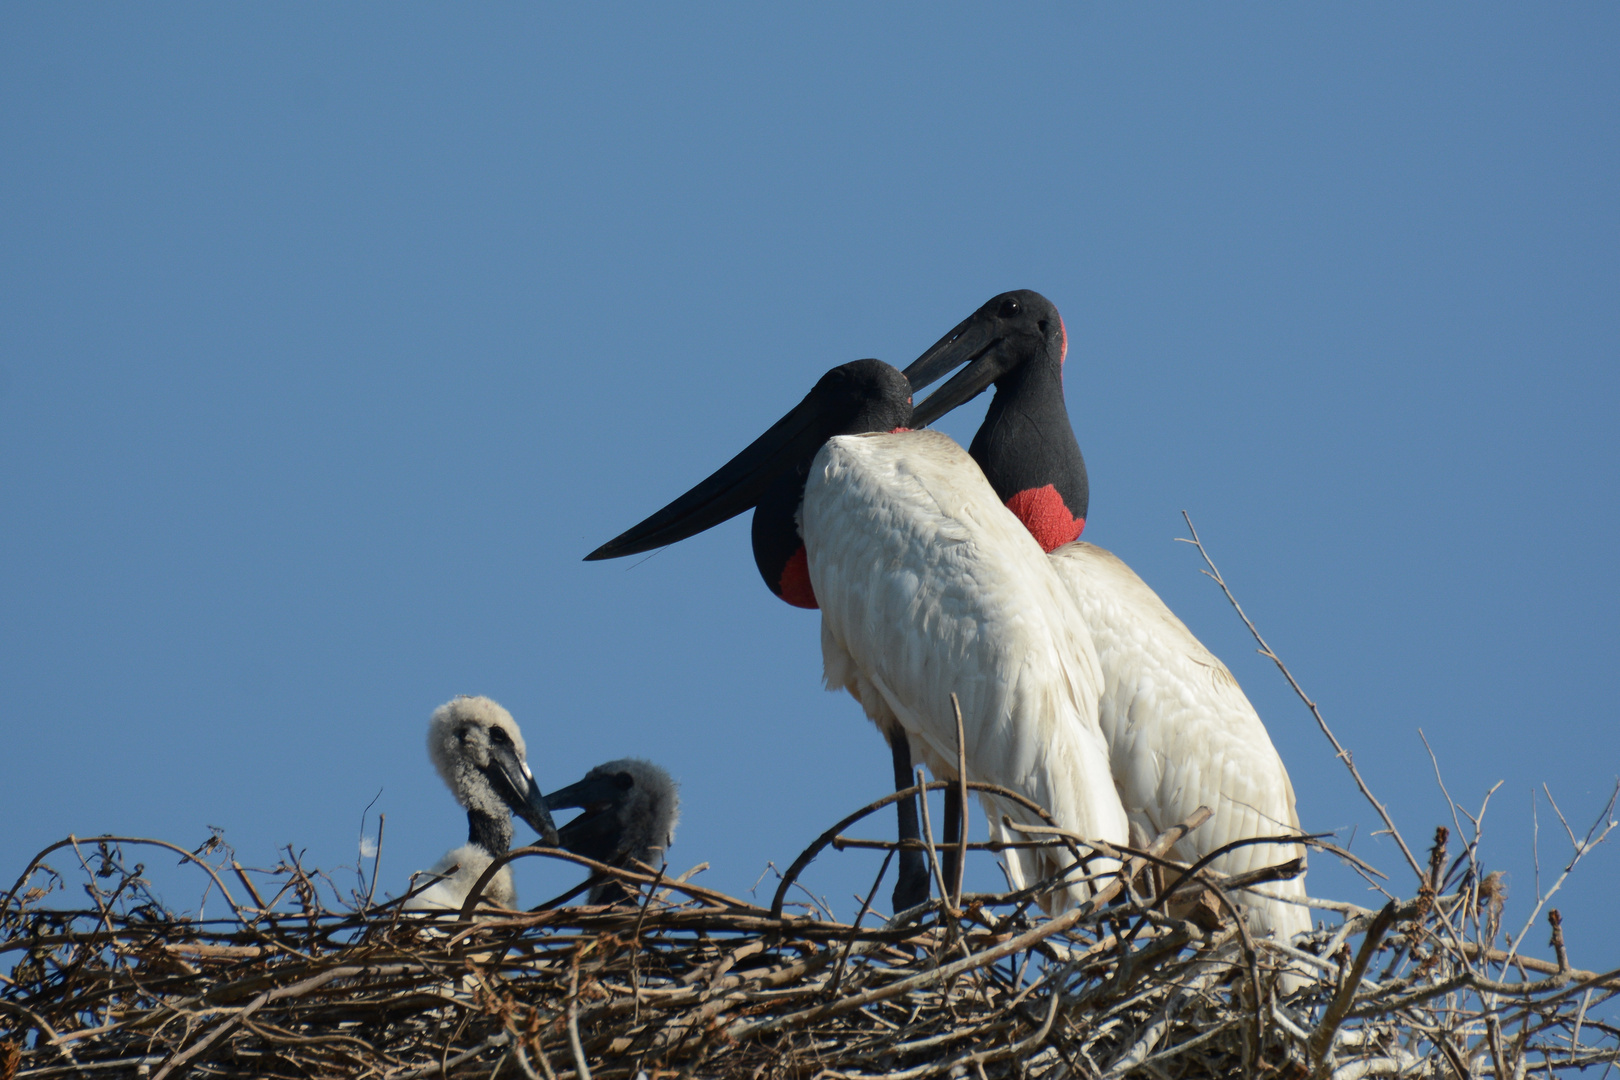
[805, 430, 1129, 908]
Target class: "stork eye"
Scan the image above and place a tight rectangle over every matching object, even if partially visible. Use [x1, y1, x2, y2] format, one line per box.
[614, 772, 634, 790]
[456, 727, 468, 742]
[489, 727, 510, 744]
[997, 298, 1021, 318]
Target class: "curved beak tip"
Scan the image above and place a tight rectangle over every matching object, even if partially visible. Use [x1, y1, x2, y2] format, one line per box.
[526, 801, 561, 847]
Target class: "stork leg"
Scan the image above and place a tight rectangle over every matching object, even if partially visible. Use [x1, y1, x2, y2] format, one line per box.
[590, 876, 630, 906]
[941, 785, 963, 904]
[889, 731, 930, 914]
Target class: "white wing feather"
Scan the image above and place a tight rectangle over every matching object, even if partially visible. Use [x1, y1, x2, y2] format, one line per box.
[1049, 541, 1309, 941]
[805, 431, 1129, 906]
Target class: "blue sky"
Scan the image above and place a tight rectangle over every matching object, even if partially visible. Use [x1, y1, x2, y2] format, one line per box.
[3, 6, 1616, 971]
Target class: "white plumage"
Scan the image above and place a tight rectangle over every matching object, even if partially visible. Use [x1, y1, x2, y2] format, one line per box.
[408, 695, 554, 914]
[412, 844, 515, 912]
[904, 289, 1311, 945]
[1049, 543, 1310, 941]
[806, 430, 1130, 906]
[586, 358, 1133, 913]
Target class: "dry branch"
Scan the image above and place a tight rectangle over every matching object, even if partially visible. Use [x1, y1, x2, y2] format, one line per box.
[3, 521, 1614, 1077]
[3, 803, 1614, 1080]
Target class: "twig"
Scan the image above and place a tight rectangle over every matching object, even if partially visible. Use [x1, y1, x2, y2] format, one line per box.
[769, 779, 1067, 919]
[1178, 511, 1424, 882]
[916, 766, 957, 924]
[1500, 779, 1620, 972]
[566, 952, 592, 1080]
[1307, 900, 1398, 1078]
[365, 813, 385, 910]
[827, 849, 893, 999]
[952, 692, 970, 910]
[2, 835, 247, 923]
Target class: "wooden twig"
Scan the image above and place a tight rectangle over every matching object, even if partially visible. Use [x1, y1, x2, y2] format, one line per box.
[1500, 779, 1620, 972]
[364, 813, 384, 910]
[952, 692, 970, 911]
[827, 849, 893, 999]
[4, 784, 1616, 1080]
[915, 766, 957, 923]
[769, 778, 1067, 919]
[1177, 511, 1425, 882]
[567, 951, 592, 1080]
[1308, 900, 1398, 1077]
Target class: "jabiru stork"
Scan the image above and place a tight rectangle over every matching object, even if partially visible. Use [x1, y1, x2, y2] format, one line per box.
[904, 291, 1311, 943]
[587, 359, 1128, 913]
[410, 695, 559, 911]
[544, 758, 681, 905]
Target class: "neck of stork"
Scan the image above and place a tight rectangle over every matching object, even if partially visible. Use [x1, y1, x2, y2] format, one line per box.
[752, 465, 820, 608]
[749, 361, 915, 610]
[968, 355, 1089, 553]
[467, 807, 512, 858]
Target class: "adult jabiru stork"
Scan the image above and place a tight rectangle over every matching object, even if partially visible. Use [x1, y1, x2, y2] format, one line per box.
[587, 359, 1128, 914]
[903, 290, 1310, 943]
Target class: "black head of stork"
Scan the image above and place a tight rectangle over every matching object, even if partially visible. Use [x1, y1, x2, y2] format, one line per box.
[585, 358, 913, 607]
[903, 290, 1089, 553]
[544, 758, 680, 905]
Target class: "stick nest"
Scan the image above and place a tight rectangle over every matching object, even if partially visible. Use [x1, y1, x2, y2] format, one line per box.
[2, 804, 1615, 1080]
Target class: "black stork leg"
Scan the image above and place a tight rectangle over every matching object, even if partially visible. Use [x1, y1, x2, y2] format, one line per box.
[941, 784, 963, 905]
[888, 730, 931, 914]
[590, 875, 630, 907]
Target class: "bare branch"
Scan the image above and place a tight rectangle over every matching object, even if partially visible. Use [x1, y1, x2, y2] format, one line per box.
[1177, 511, 1425, 882]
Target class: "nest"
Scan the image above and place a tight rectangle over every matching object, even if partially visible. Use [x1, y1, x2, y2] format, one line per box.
[3, 781, 1617, 1080]
[9, 521, 1610, 1079]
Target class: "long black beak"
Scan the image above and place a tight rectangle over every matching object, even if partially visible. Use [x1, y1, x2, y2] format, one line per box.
[585, 390, 832, 561]
[902, 315, 1009, 429]
[483, 745, 560, 846]
[543, 771, 632, 812]
[543, 772, 633, 862]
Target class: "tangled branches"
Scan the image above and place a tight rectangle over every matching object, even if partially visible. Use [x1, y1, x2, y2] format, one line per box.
[1, 793, 1616, 1080]
[2, 519, 1614, 1077]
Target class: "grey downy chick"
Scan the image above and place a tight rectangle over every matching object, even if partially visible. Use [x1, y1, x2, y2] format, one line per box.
[409, 695, 559, 912]
[544, 759, 679, 905]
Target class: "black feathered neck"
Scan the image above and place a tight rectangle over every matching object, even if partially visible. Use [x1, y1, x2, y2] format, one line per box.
[750, 359, 912, 606]
[969, 353, 1089, 526]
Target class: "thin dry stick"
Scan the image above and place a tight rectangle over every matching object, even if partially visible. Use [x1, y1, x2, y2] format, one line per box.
[1308, 900, 1399, 1078]
[916, 765, 958, 923]
[629, 861, 665, 1021]
[770, 778, 1075, 919]
[364, 813, 384, 910]
[1177, 510, 1424, 882]
[1499, 780, 1620, 972]
[1419, 729, 1473, 865]
[393, 1033, 515, 1080]
[952, 693, 970, 910]
[827, 849, 894, 998]
[2, 835, 248, 923]
[567, 952, 592, 1080]
[230, 861, 270, 912]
